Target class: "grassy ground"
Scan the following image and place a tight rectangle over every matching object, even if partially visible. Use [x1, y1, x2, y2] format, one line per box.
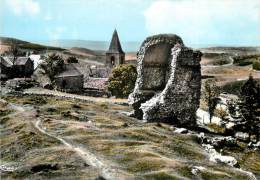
[1, 95, 259, 179]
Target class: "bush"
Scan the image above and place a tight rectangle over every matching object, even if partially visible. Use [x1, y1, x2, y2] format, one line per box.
[43, 54, 64, 80]
[67, 56, 78, 63]
[252, 61, 260, 70]
[220, 80, 246, 95]
[107, 64, 137, 98]
[212, 59, 230, 65]
[238, 61, 252, 66]
[233, 54, 260, 66]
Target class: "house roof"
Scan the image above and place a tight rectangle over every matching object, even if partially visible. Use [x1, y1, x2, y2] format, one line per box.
[84, 78, 108, 90]
[106, 29, 124, 54]
[29, 54, 42, 69]
[55, 64, 83, 78]
[14, 57, 32, 65]
[90, 67, 110, 78]
[0, 57, 12, 67]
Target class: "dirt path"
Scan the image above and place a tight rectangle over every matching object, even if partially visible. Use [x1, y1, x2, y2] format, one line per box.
[24, 88, 128, 105]
[5, 101, 131, 179]
[35, 118, 132, 180]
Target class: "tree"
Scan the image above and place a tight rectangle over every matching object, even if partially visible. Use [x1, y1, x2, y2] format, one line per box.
[9, 40, 19, 65]
[217, 107, 229, 123]
[43, 53, 65, 80]
[203, 80, 220, 123]
[237, 75, 260, 141]
[67, 56, 78, 63]
[107, 64, 137, 98]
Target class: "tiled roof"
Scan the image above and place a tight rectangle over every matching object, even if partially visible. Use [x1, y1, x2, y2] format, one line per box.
[55, 64, 83, 78]
[0, 57, 12, 67]
[14, 57, 31, 65]
[84, 78, 108, 90]
[90, 67, 110, 78]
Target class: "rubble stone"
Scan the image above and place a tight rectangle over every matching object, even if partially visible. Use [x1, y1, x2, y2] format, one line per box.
[235, 132, 249, 142]
[174, 128, 188, 134]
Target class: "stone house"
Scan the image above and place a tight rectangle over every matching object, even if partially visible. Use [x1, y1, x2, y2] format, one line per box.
[106, 29, 125, 68]
[0, 56, 34, 79]
[54, 64, 83, 92]
[0, 57, 12, 80]
[13, 57, 34, 77]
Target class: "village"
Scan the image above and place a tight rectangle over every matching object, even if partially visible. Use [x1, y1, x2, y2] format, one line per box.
[0, 30, 128, 97]
[1, 0, 260, 178]
[1, 30, 260, 179]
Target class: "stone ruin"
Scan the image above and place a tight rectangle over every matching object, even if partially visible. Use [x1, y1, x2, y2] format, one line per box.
[128, 34, 202, 127]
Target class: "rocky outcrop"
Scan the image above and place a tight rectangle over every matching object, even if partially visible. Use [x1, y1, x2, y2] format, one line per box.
[235, 132, 249, 142]
[203, 144, 238, 167]
[128, 34, 202, 127]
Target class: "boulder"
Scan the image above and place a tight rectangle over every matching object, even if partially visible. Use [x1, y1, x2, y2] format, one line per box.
[191, 166, 206, 175]
[248, 141, 260, 150]
[174, 128, 188, 134]
[0, 99, 8, 108]
[211, 154, 238, 167]
[235, 132, 249, 142]
[203, 144, 238, 167]
[211, 136, 236, 148]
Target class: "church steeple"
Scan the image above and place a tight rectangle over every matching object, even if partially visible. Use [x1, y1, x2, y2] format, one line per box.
[107, 29, 124, 54]
[106, 29, 125, 68]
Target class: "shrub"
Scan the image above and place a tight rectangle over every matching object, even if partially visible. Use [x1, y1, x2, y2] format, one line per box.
[43, 53, 65, 80]
[252, 61, 260, 70]
[212, 59, 230, 65]
[220, 80, 246, 95]
[233, 54, 260, 66]
[107, 64, 137, 98]
[67, 56, 78, 63]
[207, 123, 226, 134]
[202, 80, 220, 123]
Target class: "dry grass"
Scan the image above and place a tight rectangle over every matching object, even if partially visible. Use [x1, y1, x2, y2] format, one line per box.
[1, 95, 260, 179]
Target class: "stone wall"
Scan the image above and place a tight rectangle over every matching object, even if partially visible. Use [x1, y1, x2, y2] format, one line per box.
[128, 34, 202, 127]
[54, 75, 83, 93]
[106, 53, 125, 68]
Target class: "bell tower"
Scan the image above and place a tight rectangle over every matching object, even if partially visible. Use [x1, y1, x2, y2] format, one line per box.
[106, 29, 125, 68]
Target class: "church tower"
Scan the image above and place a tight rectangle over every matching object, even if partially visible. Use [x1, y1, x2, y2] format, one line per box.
[106, 29, 125, 68]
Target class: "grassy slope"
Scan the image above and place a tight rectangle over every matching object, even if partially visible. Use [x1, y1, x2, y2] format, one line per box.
[1, 95, 259, 179]
[0, 96, 100, 180]
[0, 37, 65, 51]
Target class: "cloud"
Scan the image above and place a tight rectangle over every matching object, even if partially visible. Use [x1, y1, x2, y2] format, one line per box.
[6, 0, 40, 16]
[144, 0, 260, 45]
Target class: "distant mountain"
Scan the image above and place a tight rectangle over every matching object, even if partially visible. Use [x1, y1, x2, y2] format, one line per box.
[36, 40, 141, 52]
[0, 37, 29, 45]
[0, 37, 64, 51]
[199, 46, 260, 54]
[67, 47, 106, 57]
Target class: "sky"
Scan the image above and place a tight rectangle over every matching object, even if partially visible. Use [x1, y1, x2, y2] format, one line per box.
[0, 0, 260, 46]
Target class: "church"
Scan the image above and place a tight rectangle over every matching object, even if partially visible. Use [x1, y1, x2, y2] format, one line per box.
[106, 29, 125, 68]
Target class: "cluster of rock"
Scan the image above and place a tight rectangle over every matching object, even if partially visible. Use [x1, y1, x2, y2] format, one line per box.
[202, 143, 238, 167]
[128, 34, 202, 127]
[0, 78, 36, 95]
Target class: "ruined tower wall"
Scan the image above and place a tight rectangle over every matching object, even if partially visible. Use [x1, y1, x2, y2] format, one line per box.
[128, 34, 202, 127]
